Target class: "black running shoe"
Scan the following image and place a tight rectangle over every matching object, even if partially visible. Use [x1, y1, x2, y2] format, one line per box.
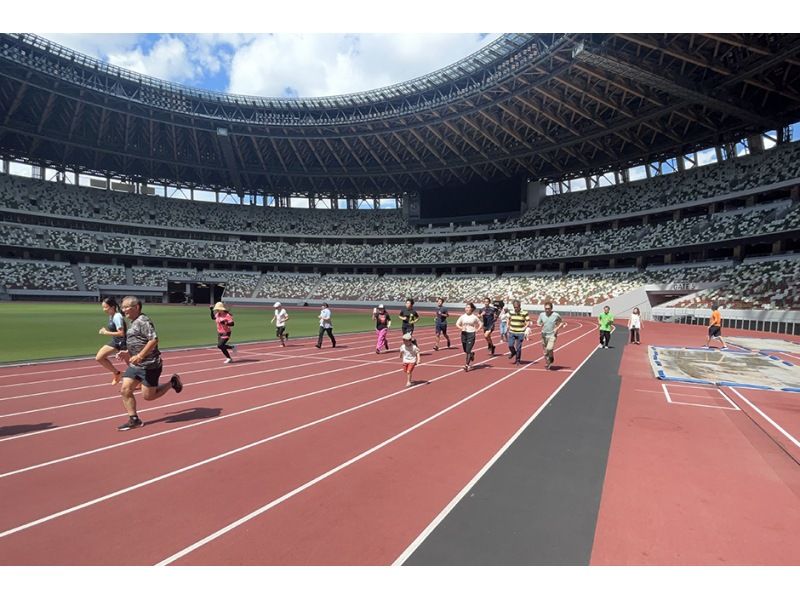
[315, 344, 321, 349]
[447, 341, 451, 348]
[170, 373, 183, 393]
[490, 345, 496, 356]
[117, 417, 143, 431]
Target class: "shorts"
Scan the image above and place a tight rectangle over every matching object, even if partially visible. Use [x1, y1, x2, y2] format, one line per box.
[402, 362, 416, 373]
[483, 322, 496, 333]
[402, 324, 415, 335]
[435, 322, 448, 334]
[541, 333, 557, 352]
[709, 325, 722, 338]
[123, 364, 163, 388]
[276, 326, 286, 337]
[106, 337, 126, 350]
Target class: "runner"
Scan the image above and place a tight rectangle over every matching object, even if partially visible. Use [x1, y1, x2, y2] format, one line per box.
[400, 332, 422, 387]
[537, 301, 567, 370]
[499, 301, 511, 344]
[506, 299, 531, 365]
[432, 297, 451, 351]
[703, 303, 727, 349]
[628, 307, 642, 345]
[598, 305, 615, 349]
[373, 304, 391, 354]
[480, 296, 498, 356]
[398, 298, 420, 342]
[116, 296, 183, 431]
[271, 301, 290, 347]
[456, 302, 483, 372]
[96, 296, 127, 385]
[210, 301, 237, 363]
[316, 302, 336, 349]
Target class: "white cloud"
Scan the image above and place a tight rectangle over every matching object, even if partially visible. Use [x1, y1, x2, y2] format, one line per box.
[106, 36, 197, 83]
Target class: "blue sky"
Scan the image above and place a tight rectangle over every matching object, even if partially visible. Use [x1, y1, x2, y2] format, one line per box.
[39, 33, 502, 98]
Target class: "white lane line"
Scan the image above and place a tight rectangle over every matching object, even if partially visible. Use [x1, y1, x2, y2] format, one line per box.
[0, 336, 393, 418]
[728, 387, 800, 449]
[0, 326, 594, 544]
[392, 331, 599, 566]
[157, 326, 596, 565]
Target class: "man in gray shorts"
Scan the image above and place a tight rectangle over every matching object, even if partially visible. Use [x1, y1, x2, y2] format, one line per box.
[536, 301, 567, 370]
[116, 296, 183, 431]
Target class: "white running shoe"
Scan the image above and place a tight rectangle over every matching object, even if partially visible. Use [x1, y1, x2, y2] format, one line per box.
[224, 358, 233, 364]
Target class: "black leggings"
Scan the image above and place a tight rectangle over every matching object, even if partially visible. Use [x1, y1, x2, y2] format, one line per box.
[629, 328, 640, 343]
[461, 331, 476, 364]
[218, 334, 233, 359]
[317, 327, 336, 347]
[600, 330, 611, 348]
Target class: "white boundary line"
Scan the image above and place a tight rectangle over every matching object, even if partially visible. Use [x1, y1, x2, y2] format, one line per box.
[157, 326, 597, 566]
[391, 336, 599, 566]
[661, 383, 740, 411]
[0, 327, 595, 546]
[728, 387, 800, 449]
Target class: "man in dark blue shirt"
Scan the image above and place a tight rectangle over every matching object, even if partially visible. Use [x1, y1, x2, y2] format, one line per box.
[433, 297, 451, 351]
[480, 296, 498, 356]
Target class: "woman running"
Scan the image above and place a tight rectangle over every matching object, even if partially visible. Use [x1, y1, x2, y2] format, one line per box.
[210, 301, 237, 363]
[96, 296, 127, 385]
[456, 302, 483, 372]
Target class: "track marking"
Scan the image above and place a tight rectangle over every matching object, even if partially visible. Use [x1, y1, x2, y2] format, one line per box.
[392, 330, 599, 565]
[661, 384, 740, 411]
[728, 387, 800, 449]
[0, 326, 594, 543]
[156, 326, 596, 565]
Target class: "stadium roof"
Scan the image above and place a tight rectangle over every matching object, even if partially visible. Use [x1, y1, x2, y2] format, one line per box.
[2, 32, 800, 197]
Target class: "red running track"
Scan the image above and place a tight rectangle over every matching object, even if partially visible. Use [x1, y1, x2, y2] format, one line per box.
[591, 321, 800, 565]
[0, 321, 598, 565]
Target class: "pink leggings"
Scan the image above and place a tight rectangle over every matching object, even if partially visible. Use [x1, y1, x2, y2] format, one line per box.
[376, 328, 389, 351]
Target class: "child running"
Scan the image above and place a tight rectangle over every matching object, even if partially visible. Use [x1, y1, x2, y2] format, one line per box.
[210, 301, 237, 363]
[400, 332, 422, 387]
[456, 302, 483, 372]
[96, 296, 127, 385]
[373, 304, 391, 354]
[271, 301, 290, 346]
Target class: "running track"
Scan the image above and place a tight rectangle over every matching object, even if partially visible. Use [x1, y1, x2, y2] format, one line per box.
[1, 319, 799, 565]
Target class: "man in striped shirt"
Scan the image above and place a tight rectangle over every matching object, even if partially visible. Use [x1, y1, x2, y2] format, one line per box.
[506, 299, 531, 365]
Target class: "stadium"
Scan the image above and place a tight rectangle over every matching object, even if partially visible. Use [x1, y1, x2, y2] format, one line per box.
[1, 31, 799, 568]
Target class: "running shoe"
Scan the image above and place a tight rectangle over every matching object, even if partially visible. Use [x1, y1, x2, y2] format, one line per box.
[433, 345, 439, 351]
[231, 345, 238, 355]
[170, 373, 183, 393]
[376, 349, 381, 354]
[111, 371, 121, 385]
[447, 341, 451, 348]
[117, 416, 143, 431]
[315, 344, 321, 349]
[490, 345, 496, 356]
[470, 351, 475, 363]
[224, 358, 233, 364]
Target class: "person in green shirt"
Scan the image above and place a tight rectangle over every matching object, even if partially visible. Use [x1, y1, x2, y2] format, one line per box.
[598, 305, 615, 349]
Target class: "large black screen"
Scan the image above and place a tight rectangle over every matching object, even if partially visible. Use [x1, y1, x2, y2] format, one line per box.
[419, 177, 524, 219]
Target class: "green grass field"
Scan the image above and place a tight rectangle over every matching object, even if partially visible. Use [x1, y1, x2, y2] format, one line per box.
[0, 302, 429, 363]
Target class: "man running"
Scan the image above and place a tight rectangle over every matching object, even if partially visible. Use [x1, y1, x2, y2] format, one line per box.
[480, 296, 498, 356]
[506, 299, 531, 365]
[373, 304, 391, 354]
[703, 303, 727, 349]
[116, 296, 183, 431]
[598, 305, 615, 349]
[271, 301, 290, 347]
[537, 301, 566, 370]
[316, 302, 336, 349]
[433, 297, 451, 351]
[398, 298, 420, 342]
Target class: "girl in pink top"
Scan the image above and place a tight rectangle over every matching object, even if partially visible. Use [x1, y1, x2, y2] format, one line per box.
[210, 301, 237, 363]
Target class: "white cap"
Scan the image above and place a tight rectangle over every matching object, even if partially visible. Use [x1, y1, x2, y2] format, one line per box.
[273, 302, 281, 308]
[402, 332, 413, 340]
[378, 304, 384, 309]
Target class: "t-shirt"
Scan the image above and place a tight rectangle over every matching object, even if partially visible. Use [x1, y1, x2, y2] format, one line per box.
[126, 314, 162, 369]
[508, 309, 529, 334]
[598, 312, 614, 331]
[109, 312, 125, 333]
[481, 304, 498, 327]
[399, 342, 421, 364]
[274, 308, 288, 327]
[399, 308, 419, 332]
[319, 308, 332, 329]
[537, 311, 562, 335]
[375, 311, 391, 330]
[629, 313, 641, 329]
[709, 310, 722, 327]
[500, 307, 511, 323]
[434, 306, 449, 325]
[456, 313, 481, 333]
[213, 312, 234, 335]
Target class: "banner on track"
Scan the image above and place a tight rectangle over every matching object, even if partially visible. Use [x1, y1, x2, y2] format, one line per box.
[648, 345, 800, 392]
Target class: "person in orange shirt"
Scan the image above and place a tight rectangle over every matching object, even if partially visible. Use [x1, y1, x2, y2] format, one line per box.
[703, 304, 727, 349]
